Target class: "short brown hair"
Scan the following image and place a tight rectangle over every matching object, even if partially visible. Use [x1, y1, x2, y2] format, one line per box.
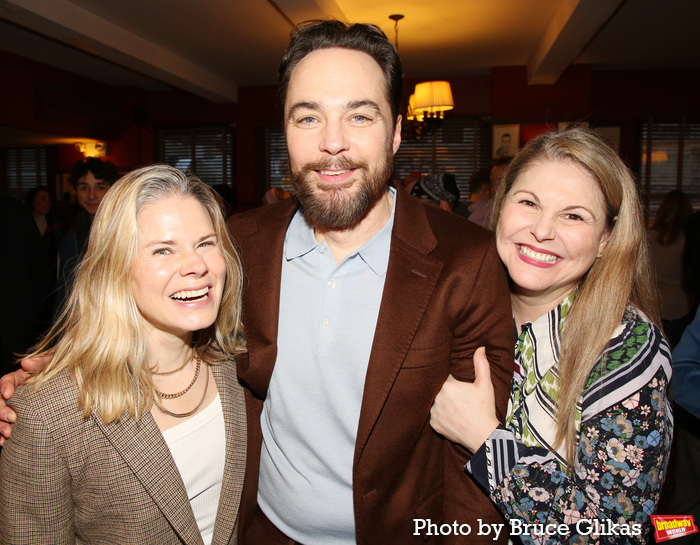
[277, 19, 403, 122]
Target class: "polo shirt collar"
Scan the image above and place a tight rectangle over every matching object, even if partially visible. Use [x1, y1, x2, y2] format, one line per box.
[284, 187, 396, 277]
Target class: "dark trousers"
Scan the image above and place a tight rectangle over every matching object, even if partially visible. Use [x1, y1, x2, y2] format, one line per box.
[242, 504, 305, 545]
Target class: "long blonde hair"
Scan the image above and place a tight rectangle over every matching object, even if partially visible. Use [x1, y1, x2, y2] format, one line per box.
[27, 165, 246, 423]
[490, 126, 661, 466]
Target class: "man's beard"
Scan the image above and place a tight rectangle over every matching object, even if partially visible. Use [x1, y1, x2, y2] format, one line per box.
[289, 146, 394, 230]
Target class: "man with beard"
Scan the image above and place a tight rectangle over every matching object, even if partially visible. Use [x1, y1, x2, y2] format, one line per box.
[230, 20, 513, 545]
[0, 19, 513, 545]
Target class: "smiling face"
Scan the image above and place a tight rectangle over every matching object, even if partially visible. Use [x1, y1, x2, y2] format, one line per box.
[131, 196, 226, 345]
[284, 47, 401, 229]
[496, 159, 611, 307]
[76, 172, 111, 216]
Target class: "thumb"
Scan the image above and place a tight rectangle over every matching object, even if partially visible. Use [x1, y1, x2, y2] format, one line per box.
[473, 346, 492, 386]
[21, 353, 50, 373]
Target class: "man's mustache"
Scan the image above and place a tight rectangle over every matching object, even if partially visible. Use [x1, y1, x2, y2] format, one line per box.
[296, 156, 368, 173]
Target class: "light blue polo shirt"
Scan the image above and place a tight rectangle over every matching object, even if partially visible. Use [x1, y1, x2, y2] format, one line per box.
[257, 187, 396, 545]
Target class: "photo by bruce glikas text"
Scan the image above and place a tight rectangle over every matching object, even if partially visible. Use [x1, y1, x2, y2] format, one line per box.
[413, 518, 643, 540]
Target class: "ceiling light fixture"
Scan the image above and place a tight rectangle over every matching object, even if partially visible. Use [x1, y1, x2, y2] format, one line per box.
[387, 14, 455, 123]
[389, 14, 404, 49]
[412, 81, 454, 120]
[389, 13, 455, 175]
[75, 141, 109, 158]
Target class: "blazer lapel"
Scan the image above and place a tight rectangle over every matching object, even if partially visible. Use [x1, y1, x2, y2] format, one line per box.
[232, 199, 298, 397]
[355, 190, 443, 453]
[93, 409, 204, 545]
[211, 362, 247, 545]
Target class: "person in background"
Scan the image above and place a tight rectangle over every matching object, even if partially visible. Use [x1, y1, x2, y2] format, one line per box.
[54, 157, 120, 314]
[684, 206, 700, 303]
[430, 126, 673, 544]
[25, 186, 64, 324]
[409, 172, 461, 212]
[648, 190, 694, 347]
[466, 168, 492, 227]
[658, 306, 700, 545]
[262, 187, 290, 206]
[672, 307, 700, 421]
[0, 165, 247, 544]
[399, 170, 422, 193]
[0, 195, 51, 372]
[25, 186, 58, 238]
[489, 157, 510, 197]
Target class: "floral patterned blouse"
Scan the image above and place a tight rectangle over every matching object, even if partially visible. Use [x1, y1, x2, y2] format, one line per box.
[466, 293, 673, 544]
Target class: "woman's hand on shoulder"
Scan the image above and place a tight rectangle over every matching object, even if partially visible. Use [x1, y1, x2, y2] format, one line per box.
[430, 347, 501, 453]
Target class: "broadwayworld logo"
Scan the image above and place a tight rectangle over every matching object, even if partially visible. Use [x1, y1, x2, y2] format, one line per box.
[651, 515, 698, 542]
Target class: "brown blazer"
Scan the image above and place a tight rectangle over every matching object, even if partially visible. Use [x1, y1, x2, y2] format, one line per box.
[0, 362, 246, 545]
[230, 188, 514, 545]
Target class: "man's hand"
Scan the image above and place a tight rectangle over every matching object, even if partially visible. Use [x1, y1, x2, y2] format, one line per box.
[430, 347, 501, 453]
[0, 354, 49, 445]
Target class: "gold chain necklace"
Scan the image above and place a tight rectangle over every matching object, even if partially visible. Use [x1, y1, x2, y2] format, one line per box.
[153, 363, 210, 419]
[154, 356, 201, 399]
[151, 351, 194, 376]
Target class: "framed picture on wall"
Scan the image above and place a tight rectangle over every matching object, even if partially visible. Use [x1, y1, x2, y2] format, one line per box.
[492, 124, 520, 159]
[60, 173, 76, 202]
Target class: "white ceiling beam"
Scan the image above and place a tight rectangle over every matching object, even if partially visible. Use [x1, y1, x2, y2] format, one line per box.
[527, 0, 624, 84]
[0, 0, 238, 102]
[271, 0, 346, 24]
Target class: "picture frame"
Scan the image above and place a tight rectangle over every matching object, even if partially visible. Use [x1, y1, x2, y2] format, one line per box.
[60, 173, 75, 202]
[492, 124, 520, 160]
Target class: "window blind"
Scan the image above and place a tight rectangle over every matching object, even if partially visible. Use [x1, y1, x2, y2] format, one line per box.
[395, 116, 491, 200]
[3, 148, 48, 201]
[262, 116, 491, 201]
[640, 118, 700, 217]
[155, 126, 234, 186]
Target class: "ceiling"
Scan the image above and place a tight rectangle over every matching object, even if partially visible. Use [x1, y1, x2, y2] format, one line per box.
[0, 0, 699, 144]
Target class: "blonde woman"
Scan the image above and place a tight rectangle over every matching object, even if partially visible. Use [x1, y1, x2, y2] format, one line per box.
[0, 165, 246, 545]
[430, 127, 673, 544]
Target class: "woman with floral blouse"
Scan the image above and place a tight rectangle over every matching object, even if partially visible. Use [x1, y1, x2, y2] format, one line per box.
[430, 126, 672, 544]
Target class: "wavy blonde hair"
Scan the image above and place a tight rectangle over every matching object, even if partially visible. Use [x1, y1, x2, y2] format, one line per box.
[490, 126, 661, 466]
[27, 165, 246, 423]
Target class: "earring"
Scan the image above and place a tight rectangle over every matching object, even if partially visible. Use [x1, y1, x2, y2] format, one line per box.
[596, 252, 604, 258]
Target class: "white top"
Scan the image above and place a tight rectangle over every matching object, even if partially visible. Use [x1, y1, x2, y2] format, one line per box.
[162, 393, 225, 545]
[34, 215, 48, 236]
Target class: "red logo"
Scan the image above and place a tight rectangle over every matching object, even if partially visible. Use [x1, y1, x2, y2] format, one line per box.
[651, 515, 698, 542]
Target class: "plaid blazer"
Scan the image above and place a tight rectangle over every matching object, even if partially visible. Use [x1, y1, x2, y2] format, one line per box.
[0, 361, 246, 545]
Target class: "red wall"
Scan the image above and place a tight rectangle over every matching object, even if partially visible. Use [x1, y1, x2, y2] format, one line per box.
[490, 65, 593, 121]
[231, 85, 280, 206]
[0, 50, 151, 171]
[147, 85, 280, 207]
[3, 47, 700, 209]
